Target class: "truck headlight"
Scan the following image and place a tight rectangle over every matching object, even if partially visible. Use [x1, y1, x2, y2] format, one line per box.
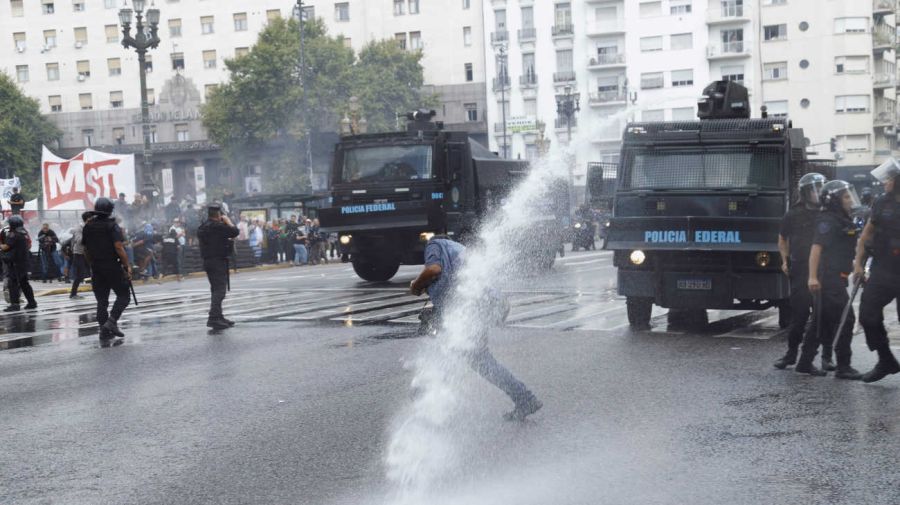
[340, 235, 352, 245]
[419, 232, 435, 242]
[630, 250, 646, 265]
[755, 251, 770, 267]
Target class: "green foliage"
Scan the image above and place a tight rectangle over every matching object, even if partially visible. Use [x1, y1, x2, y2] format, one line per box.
[202, 17, 431, 192]
[0, 72, 61, 196]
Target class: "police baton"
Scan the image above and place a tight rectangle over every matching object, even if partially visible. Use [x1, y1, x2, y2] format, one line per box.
[125, 267, 139, 306]
[832, 274, 864, 346]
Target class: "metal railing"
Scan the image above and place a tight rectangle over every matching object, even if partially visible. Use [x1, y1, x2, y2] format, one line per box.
[589, 53, 625, 66]
[874, 23, 895, 47]
[589, 90, 627, 104]
[707, 2, 746, 22]
[519, 73, 538, 86]
[873, 72, 896, 87]
[552, 23, 574, 36]
[517, 27, 536, 41]
[553, 70, 576, 82]
[490, 30, 509, 44]
[874, 98, 896, 125]
[706, 41, 750, 58]
[492, 76, 511, 91]
[874, 0, 896, 12]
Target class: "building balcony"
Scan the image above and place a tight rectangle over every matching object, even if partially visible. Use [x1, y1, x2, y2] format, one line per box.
[555, 117, 577, 130]
[551, 23, 574, 37]
[874, 0, 896, 15]
[585, 22, 626, 37]
[519, 73, 538, 87]
[874, 71, 896, 89]
[518, 27, 536, 42]
[589, 90, 627, 106]
[873, 24, 895, 50]
[874, 98, 896, 126]
[492, 76, 511, 91]
[553, 70, 576, 83]
[706, 42, 752, 59]
[588, 53, 626, 69]
[706, 3, 750, 25]
[490, 30, 509, 45]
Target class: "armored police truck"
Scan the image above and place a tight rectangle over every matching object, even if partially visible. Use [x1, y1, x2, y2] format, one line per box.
[603, 81, 831, 329]
[319, 110, 561, 282]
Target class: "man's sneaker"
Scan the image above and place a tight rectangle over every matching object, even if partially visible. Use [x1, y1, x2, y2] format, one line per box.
[834, 366, 863, 380]
[504, 395, 543, 422]
[774, 352, 797, 370]
[3, 305, 21, 312]
[207, 318, 231, 330]
[795, 361, 827, 376]
[821, 358, 837, 372]
[102, 320, 125, 338]
[862, 356, 900, 383]
[24, 302, 37, 310]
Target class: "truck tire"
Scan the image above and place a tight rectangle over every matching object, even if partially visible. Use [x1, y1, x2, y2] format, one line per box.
[626, 297, 653, 329]
[352, 258, 400, 282]
[777, 301, 791, 329]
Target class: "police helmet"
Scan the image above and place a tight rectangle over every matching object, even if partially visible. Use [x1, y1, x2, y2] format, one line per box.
[872, 158, 900, 184]
[798, 172, 826, 206]
[7, 215, 24, 229]
[94, 197, 115, 216]
[820, 180, 862, 212]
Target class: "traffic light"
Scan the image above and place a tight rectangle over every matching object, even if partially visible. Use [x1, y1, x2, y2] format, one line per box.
[830, 137, 837, 152]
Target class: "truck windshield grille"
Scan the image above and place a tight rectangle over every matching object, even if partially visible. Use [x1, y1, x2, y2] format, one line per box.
[621, 147, 783, 190]
[341, 145, 434, 183]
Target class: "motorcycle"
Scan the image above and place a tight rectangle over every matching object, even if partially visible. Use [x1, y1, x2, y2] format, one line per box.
[571, 220, 596, 252]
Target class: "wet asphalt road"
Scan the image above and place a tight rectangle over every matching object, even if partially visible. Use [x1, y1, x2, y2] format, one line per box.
[2, 250, 900, 505]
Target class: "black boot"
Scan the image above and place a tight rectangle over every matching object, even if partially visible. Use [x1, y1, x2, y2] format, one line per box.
[774, 351, 797, 370]
[795, 359, 827, 376]
[24, 301, 37, 310]
[504, 393, 543, 422]
[3, 304, 21, 312]
[834, 365, 863, 380]
[221, 317, 236, 327]
[821, 357, 836, 372]
[207, 318, 231, 330]
[102, 319, 125, 338]
[862, 354, 900, 383]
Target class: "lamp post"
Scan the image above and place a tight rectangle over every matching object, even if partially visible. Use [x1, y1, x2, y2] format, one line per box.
[496, 45, 510, 158]
[340, 96, 368, 136]
[556, 86, 580, 212]
[119, 0, 160, 204]
[293, 0, 315, 190]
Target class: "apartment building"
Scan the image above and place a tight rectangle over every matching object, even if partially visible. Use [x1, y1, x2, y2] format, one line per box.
[483, 0, 895, 198]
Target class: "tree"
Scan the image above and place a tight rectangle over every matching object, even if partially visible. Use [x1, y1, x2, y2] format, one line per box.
[0, 72, 61, 197]
[202, 17, 431, 193]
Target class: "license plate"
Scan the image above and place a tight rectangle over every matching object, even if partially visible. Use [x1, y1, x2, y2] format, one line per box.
[677, 278, 712, 290]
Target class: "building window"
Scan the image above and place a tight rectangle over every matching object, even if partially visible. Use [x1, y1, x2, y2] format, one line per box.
[408, 0, 419, 14]
[46, 62, 59, 81]
[671, 69, 693, 87]
[145, 54, 153, 73]
[763, 61, 787, 80]
[834, 17, 868, 34]
[43, 29, 57, 48]
[11, 0, 24, 16]
[837, 134, 870, 152]
[465, 62, 473, 82]
[670, 0, 692, 14]
[82, 129, 94, 146]
[672, 107, 695, 121]
[73, 1, 85, 12]
[409, 31, 422, 50]
[524, 98, 537, 116]
[335, 2, 350, 21]
[149, 125, 158, 143]
[641, 72, 664, 89]
[721, 64, 745, 83]
[835, 56, 869, 74]
[108, 58, 121, 76]
[640, 36, 663, 52]
[266, 9, 281, 22]
[670, 33, 693, 50]
[49, 95, 62, 112]
[110, 90, 124, 108]
[720, 29, 744, 53]
[106, 25, 119, 43]
[462, 0, 470, 9]
[463, 26, 472, 46]
[465, 103, 478, 122]
[201, 16, 215, 34]
[76, 60, 91, 78]
[835, 95, 870, 113]
[554, 2, 572, 28]
[394, 33, 407, 50]
[764, 24, 787, 41]
[13, 32, 26, 52]
[205, 84, 218, 99]
[169, 19, 182, 37]
[233, 12, 248, 31]
[393, 0, 404, 15]
[203, 50, 217, 69]
[42, 0, 55, 14]
[176, 123, 190, 142]
[79, 93, 92, 111]
[113, 127, 125, 144]
[235, 47, 250, 57]
[764, 100, 788, 118]
[15, 65, 28, 83]
[642, 109, 664, 121]
[104, 0, 116, 8]
[147, 88, 155, 105]
[171, 52, 185, 70]
[342, 37, 352, 48]
[74, 27, 88, 46]
[639, 1, 661, 17]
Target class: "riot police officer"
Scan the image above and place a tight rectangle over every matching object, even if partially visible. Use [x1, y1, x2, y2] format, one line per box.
[82, 197, 132, 343]
[855, 160, 900, 383]
[775, 173, 832, 370]
[197, 204, 239, 330]
[1, 215, 37, 312]
[796, 181, 863, 379]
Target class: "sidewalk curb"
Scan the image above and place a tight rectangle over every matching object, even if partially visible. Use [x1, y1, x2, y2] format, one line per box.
[35, 262, 295, 297]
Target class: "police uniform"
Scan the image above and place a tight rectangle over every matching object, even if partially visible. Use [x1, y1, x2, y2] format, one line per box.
[82, 209, 130, 340]
[796, 206, 860, 378]
[2, 218, 37, 311]
[197, 206, 239, 329]
[859, 192, 900, 382]
[777, 204, 832, 367]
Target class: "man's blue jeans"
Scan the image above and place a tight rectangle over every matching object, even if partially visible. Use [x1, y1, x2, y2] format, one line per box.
[293, 244, 308, 264]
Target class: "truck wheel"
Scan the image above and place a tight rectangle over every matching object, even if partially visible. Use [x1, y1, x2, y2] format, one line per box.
[777, 301, 791, 329]
[626, 297, 653, 330]
[352, 258, 400, 282]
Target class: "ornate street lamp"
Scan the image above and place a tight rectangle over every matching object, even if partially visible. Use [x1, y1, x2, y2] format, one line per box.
[293, 0, 315, 189]
[555, 86, 580, 213]
[119, 0, 161, 203]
